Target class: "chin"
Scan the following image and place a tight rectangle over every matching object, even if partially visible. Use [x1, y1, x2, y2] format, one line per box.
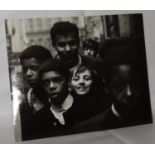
[76, 91, 88, 96]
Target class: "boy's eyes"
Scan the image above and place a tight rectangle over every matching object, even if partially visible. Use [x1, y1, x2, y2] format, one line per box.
[42, 78, 63, 85]
[57, 41, 77, 47]
[54, 78, 63, 83]
[23, 66, 39, 72]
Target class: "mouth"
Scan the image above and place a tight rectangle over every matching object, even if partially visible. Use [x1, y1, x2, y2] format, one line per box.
[27, 79, 37, 84]
[76, 87, 87, 92]
[49, 92, 60, 98]
[123, 99, 136, 109]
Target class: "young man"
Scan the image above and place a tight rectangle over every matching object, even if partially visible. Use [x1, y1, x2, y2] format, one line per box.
[19, 45, 52, 140]
[99, 45, 152, 129]
[33, 59, 73, 138]
[50, 21, 104, 77]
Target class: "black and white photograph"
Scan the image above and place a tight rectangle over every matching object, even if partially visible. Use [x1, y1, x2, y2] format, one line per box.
[5, 13, 153, 142]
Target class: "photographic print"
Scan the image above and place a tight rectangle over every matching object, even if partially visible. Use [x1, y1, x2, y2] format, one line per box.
[5, 13, 153, 142]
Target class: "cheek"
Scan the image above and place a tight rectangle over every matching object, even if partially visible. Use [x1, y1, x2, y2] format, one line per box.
[111, 89, 123, 102]
[91, 51, 95, 56]
[59, 81, 67, 91]
[43, 86, 50, 93]
[32, 71, 38, 77]
[90, 50, 94, 54]
[72, 44, 78, 49]
[85, 80, 93, 87]
[84, 51, 87, 55]
[71, 46, 78, 54]
[71, 80, 79, 87]
[56, 46, 65, 53]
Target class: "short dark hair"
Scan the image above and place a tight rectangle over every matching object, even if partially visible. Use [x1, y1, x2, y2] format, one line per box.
[50, 21, 79, 46]
[19, 45, 52, 64]
[99, 38, 127, 59]
[83, 39, 99, 56]
[103, 44, 145, 80]
[38, 58, 70, 81]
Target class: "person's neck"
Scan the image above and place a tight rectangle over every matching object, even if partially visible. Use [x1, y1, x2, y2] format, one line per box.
[50, 91, 69, 109]
[69, 55, 79, 69]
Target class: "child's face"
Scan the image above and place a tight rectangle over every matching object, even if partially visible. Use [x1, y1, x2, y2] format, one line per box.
[84, 48, 96, 57]
[71, 69, 93, 95]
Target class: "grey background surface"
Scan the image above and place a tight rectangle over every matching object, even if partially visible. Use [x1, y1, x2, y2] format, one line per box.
[0, 10, 155, 143]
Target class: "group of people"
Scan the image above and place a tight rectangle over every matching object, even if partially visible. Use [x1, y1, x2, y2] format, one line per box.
[17, 21, 152, 141]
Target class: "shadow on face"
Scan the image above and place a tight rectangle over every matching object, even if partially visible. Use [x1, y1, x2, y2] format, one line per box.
[107, 64, 143, 112]
[41, 71, 68, 105]
[22, 58, 41, 88]
[54, 34, 79, 68]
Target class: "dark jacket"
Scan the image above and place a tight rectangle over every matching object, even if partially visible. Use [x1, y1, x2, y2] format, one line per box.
[19, 88, 49, 141]
[29, 94, 105, 140]
[72, 101, 153, 133]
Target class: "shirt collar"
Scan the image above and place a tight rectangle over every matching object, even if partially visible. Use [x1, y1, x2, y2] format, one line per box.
[111, 104, 121, 119]
[49, 93, 74, 113]
[61, 93, 74, 111]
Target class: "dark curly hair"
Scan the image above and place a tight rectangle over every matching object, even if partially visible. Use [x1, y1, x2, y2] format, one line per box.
[19, 45, 52, 64]
[50, 21, 79, 46]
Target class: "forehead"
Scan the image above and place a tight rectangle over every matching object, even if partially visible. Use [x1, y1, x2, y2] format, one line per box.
[42, 71, 64, 80]
[111, 64, 140, 79]
[76, 69, 91, 76]
[116, 65, 131, 73]
[22, 57, 40, 66]
[55, 33, 77, 42]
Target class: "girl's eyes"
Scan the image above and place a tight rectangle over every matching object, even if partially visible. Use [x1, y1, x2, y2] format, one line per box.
[84, 76, 92, 80]
[72, 76, 79, 81]
[72, 76, 92, 81]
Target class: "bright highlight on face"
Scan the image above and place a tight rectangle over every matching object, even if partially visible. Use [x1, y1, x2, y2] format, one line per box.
[71, 69, 93, 95]
[22, 58, 40, 87]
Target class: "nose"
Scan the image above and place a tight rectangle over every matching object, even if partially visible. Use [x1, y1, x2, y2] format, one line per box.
[126, 85, 132, 96]
[26, 69, 33, 77]
[49, 81, 56, 89]
[78, 78, 84, 84]
[87, 49, 91, 54]
[65, 44, 71, 51]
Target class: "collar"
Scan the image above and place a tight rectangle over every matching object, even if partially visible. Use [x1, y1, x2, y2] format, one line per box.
[111, 104, 121, 119]
[27, 88, 44, 113]
[50, 93, 74, 113]
[49, 94, 74, 125]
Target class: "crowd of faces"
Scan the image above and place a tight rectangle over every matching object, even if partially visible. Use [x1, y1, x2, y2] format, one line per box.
[20, 22, 147, 118]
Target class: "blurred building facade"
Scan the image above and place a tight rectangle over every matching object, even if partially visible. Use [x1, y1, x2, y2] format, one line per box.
[6, 14, 144, 72]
